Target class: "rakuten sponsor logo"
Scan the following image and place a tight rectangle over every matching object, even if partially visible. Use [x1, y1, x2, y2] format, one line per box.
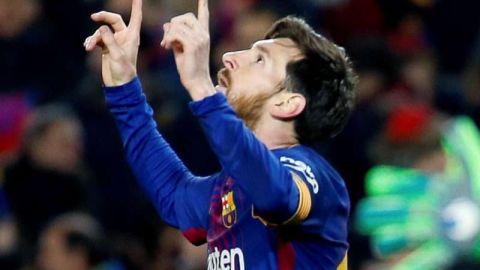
[207, 247, 245, 270]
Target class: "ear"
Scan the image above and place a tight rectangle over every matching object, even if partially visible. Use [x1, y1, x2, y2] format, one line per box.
[270, 93, 306, 119]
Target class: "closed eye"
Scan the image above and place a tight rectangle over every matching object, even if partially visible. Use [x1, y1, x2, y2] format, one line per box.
[256, 55, 264, 64]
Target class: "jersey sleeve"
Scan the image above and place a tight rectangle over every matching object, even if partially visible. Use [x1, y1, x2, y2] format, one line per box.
[174, 175, 214, 245]
[103, 77, 212, 233]
[277, 151, 350, 236]
[189, 93, 300, 224]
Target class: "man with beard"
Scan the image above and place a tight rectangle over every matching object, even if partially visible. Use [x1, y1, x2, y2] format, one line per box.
[84, 0, 356, 269]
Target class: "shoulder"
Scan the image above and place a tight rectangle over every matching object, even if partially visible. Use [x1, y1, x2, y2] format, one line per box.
[273, 145, 344, 195]
[273, 145, 329, 166]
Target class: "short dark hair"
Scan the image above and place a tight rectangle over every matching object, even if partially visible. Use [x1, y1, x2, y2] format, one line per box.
[265, 16, 357, 144]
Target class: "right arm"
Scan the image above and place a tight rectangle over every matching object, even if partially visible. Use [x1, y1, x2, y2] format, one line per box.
[83, 0, 211, 234]
[103, 77, 199, 227]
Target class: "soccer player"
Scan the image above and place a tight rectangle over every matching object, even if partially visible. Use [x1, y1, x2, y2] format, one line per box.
[84, 0, 357, 269]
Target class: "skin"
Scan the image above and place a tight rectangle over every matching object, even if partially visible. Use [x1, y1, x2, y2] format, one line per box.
[83, 0, 306, 150]
[36, 227, 88, 270]
[29, 120, 83, 173]
[84, 3, 311, 226]
[84, 0, 309, 229]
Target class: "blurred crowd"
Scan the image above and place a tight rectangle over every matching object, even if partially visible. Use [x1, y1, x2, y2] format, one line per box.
[0, 0, 480, 269]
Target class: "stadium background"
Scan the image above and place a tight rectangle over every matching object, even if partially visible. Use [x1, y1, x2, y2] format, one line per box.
[1, 0, 480, 269]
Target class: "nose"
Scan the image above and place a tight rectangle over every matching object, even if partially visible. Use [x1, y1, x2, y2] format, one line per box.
[222, 50, 245, 70]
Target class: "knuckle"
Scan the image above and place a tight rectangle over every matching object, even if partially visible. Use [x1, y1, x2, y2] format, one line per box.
[201, 30, 210, 39]
[167, 28, 176, 36]
[200, 35, 209, 44]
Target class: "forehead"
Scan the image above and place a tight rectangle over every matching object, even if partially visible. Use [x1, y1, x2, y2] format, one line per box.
[252, 38, 302, 60]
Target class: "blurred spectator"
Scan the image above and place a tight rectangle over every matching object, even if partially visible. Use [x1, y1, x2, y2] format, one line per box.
[464, 61, 480, 122]
[0, 0, 40, 39]
[0, 0, 43, 96]
[386, 14, 427, 56]
[401, 53, 436, 104]
[326, 37, 396, 207]
[36, 212, 115, 270]
[424, 0, 480, 74]
[0, 93, 31, 163]
[2, 0, 480, 269]
[20, 104, 84, 174]
[4, 104, 91, 264]
[380, 52, 437, 111]
[323, 0, 385, 44]
[370, 103, 447, 173]
[176, 233, 207, 270]
[150, 226, 206, 270]
[424, 0, 480, 117]
[308, 0, 348, 7]
[347, 37, 398, 105]
[0, 0, 99, 103]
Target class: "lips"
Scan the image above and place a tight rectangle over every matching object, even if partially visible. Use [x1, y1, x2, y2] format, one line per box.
[219, 76, 228, 88]
[217, 69, 227, 84]
[216, 68, 230, 95]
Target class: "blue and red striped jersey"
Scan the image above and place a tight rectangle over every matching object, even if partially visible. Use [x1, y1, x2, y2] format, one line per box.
[104, 77, 350, 270]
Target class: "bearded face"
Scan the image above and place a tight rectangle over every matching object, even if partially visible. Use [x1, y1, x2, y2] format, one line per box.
[216, 38, 302, 130]
[217, 68, 272, 130]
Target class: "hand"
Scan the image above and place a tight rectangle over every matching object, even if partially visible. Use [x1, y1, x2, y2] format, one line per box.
[83, 0, 142, 86]
[161, 0, 216, 101]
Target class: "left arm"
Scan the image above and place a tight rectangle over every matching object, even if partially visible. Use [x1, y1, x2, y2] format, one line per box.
[161, 0, 311, 224]
[190, 93, 311, 224]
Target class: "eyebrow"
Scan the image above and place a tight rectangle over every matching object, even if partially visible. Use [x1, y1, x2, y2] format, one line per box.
[255, 44, 271, 58]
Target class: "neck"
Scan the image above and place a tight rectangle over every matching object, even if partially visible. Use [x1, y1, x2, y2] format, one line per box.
[252, 119, 299, 150]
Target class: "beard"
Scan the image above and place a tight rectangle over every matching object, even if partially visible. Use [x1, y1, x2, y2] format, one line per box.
[217, 68, 271, 130]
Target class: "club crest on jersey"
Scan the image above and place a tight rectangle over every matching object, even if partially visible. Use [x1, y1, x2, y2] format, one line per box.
[221, 191, 237, 228]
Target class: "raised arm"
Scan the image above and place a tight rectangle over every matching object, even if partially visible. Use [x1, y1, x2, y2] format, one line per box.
[84, 0, 142, 86]
[83, 0, 206, 228]
[103, 78, 199, 227]
[190, 94, 309, 224]
[161, 0, 310, 224]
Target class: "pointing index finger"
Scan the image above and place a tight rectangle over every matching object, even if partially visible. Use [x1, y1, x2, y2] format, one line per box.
[198, 0, 209, 31]
[128, 0, 143, 31]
